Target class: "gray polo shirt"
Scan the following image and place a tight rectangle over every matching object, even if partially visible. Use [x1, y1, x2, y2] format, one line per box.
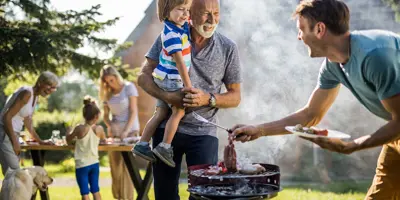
[146, 31, 242, 137]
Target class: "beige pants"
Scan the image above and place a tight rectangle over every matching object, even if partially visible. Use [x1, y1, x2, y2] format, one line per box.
[365, 139, 400, 200]
[109, 122, 138, 200]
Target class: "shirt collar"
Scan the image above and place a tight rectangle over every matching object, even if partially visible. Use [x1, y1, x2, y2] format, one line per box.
[164, 20, 189, 35]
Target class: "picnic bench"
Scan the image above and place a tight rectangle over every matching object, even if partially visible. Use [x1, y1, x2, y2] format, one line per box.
[21, 144, 153, 200]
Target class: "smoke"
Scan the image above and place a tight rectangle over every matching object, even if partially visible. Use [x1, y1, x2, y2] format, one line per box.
[214, 0, 388, 181]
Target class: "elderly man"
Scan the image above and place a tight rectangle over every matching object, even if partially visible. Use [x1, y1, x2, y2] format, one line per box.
[137, 0, 241, 199]
[231, 0, 400, 199]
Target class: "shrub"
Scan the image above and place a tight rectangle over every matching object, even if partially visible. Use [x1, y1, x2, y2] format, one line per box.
[59, 158, 75, 173]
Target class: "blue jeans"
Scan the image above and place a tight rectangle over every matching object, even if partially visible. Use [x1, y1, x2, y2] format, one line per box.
[75, 163, 100, 195]
[154, 77, 183, 108]
[152, 128, 218, 200]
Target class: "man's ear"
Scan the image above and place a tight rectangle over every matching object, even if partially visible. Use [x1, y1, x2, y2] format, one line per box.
[315, 22, 326, 39]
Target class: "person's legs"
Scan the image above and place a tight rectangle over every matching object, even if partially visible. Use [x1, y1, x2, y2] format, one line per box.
[109, 151, 134, 200]
[365, 140, 400, 200]
[140, 106, 169, 142]
[163, 107, 185, 144]
[133, 106, 168, 161]
[184, 135, 218, 200]
[153, 107, 185, 167]
[152, 128, 184, 200]
[88, 163, 101, 200]
[75, 166, 90, 199]
[0, 134, 20, 175]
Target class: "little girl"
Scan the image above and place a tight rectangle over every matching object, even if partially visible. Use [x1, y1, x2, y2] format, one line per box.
[67, 96, 106, 200]
[133, 0, 192, 168]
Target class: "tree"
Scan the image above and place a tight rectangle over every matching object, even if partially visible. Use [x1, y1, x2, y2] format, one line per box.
[382, 0, 400, 22]
[0, 0, 130, 79]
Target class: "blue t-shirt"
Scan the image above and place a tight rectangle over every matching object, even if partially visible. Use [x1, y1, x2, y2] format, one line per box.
[318, 30, 400, 120]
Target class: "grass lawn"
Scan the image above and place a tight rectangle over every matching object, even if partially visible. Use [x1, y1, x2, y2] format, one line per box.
[5, 160, 369, 200]
[46, 184, 366, 200]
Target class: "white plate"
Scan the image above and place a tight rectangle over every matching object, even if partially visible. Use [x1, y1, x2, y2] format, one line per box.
[285, 126, 351, 139]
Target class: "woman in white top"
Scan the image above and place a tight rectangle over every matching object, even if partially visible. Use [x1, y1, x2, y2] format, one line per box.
[0, 71, 59, 175]
[99, 65, 140, 200]
[67, 96, 106, 200]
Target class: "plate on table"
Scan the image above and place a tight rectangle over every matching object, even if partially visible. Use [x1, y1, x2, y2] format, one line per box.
[285, 126, 351, 139]
[100, 141, 121, 146]
[25, 141, 40, 145]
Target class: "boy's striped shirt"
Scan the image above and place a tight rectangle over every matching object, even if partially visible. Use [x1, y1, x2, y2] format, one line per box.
[153, 20, 191, 80]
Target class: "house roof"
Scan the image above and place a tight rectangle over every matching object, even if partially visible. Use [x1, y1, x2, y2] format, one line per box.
[116, 0, 157, 57]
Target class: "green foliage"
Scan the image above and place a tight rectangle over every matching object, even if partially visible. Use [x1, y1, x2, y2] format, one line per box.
[32, 111, 81, 162]
[382, 0, 400, 22]
[59, 157, 75, 173]
[47, 80, 99, 112]
[3, 72, 37, 95]
[0, 0, 131, 79]
[99, 152, 110, 167]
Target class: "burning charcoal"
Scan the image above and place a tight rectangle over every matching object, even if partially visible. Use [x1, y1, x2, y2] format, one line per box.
[223, 136, 238, 172]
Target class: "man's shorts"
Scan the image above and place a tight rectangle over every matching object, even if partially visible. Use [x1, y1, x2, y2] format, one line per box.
[154, 77, 184, 108]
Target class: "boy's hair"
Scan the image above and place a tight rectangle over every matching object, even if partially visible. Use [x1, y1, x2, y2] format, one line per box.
[157, 0, 192, 22]
[292, 0, 350, 35]
[82, 96, 100, 121]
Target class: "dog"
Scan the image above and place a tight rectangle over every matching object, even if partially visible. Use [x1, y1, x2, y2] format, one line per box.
[0, 166, 53, 200]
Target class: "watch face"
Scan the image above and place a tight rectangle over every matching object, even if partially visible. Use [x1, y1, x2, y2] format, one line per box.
[209, 94, 216, 107]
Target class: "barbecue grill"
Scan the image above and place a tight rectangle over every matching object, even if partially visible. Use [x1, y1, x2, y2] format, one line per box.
[188, 163, 282, 199]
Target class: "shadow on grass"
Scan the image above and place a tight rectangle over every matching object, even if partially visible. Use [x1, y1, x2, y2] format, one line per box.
[283, 180, 371, 194]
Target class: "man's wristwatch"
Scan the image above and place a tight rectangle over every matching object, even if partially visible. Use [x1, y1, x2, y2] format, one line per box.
[209, 93, 216, 107]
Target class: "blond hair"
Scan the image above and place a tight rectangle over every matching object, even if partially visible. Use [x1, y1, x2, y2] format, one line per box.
[35, 71, 59, 87]
[99, 65, 124, 101]
[157, 0, 192, 22]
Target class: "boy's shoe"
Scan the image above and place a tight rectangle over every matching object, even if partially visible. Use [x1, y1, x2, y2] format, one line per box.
[132, 144, 156, 162]
[153, 145, 176, 167]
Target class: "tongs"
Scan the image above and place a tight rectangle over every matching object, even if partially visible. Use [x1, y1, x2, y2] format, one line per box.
[192, 112, 245, 139]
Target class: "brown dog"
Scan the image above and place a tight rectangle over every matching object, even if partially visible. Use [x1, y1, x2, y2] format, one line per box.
[0, 166, 53, 200]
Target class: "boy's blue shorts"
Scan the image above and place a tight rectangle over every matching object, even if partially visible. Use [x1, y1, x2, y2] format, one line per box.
[75, 162, 100, 195]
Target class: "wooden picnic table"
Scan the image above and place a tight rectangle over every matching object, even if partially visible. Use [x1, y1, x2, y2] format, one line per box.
[21, 143, 153, 200]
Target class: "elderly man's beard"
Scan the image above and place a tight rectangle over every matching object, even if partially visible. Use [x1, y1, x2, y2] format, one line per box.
[193, 23, 218, 38]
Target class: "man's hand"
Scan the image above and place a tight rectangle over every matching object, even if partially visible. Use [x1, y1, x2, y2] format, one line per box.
[301, 137, 358, 154]
[13, 141, 21, 155]
[165, 90, 185, 108]
[231, 124, 263, 142]
[182, 87, 210, 107]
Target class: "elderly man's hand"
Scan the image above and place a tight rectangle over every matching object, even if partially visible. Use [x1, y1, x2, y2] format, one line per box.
[165, 90, 185, 108]
[182, 87, 210, 107]
[230, 124, 263, 143]
[301, 137, 359, 154]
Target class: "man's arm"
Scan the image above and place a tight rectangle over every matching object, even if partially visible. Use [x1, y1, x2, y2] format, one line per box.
[303, 93, 400, 154]
[352, 94, 400, 150]
[182, 83, 241, 108]
[138, 58, 184, 108]
[183, 40, 242, 108]
[232, 85, 341, 141]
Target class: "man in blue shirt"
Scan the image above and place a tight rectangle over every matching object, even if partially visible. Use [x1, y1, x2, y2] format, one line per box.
[231, 0, 400, 199]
